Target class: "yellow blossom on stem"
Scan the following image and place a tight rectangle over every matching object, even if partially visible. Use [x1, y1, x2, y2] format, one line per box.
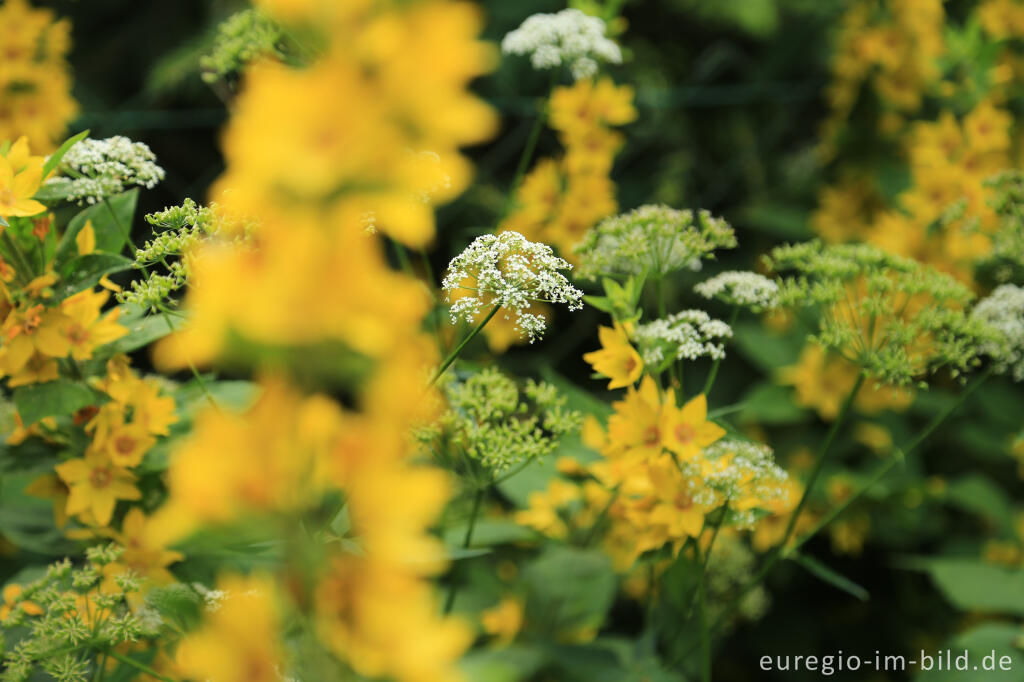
[583, 321, 643, 389]
[54, 450, 141, 527]
[658, 393, 726, 463]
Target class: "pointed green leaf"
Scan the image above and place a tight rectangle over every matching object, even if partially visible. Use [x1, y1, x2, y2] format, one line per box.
[42, 129, 89, 179]
[792, 551, 869, 601]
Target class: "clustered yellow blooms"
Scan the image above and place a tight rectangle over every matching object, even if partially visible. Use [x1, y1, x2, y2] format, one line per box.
[0, 0, 78, 151]
[207, 0, 495, 248]
[44, 356, 176, 528]
[156, 1, 496, 680]
[0, 285, 128, 387]
[503, 77, 637, 259]
[519, 375, 787, 571]
[818, 0, 946, 158]
[778, 344, 913, 421]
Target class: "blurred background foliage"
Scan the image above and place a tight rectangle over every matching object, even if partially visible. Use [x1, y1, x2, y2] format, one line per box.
[4, 1, 1022, 680]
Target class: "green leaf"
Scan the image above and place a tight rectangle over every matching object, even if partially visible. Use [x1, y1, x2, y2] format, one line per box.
[737, 201, 811, 239]
[55, 189, 139, 266]
[56, 253, 132, 299]
[522, 546, 616, 636]
[443, 518, 536, 547]
[12, 379, 103, 425]
[32, 177, 75, 201]
[94, 310, 176, 359]
[732, 321, 802, 372]
[915, 623, 1024, 681]
[737, 382, 807, 424]
[910, 558, 1024, 616]
[943, 475, 1015, 531]
[144, 583, 202, 631]
[791, 551, 869, 601]
[584, 295, 614, 313]
[41, 129, 89, 179]
[460, 645, 545, 682]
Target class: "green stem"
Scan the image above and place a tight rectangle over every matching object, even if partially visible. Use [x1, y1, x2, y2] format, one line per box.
[787, 366, 993, 555]
[703, 307, 739, 397]
[777, 371, 865, 550]
[1, 231, 34, 284]
[429, 304, 501, 386]
[443, 488, 484, 614]
[504, 69, 558, 218]
[582, 485, 620, 548]
[160, 309, 219, 410]
[105, 650, 178, 682]
[685, 501, 729, 620]
[697, 544, 712, 682]
[104, 198, 140, 267]
[677, 368, 991, 666]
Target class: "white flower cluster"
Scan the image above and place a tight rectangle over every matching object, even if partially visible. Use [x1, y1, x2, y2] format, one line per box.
[695, 270, 779, 311]
[701, 439, 791, 528]
[574, 205, 737, 281]
[633, 309, 732, 366]
[971, 283, 1024, 381]
[57, 135, 166, 205]
[443, 231, 584, 343]
[501, 9, 622, 81]
[192, 583, 228, 612]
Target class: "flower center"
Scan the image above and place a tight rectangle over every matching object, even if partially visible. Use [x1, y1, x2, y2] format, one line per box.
[90, 467, 112, 489]
[115, 435, 137, 455]
[642, 425, 660, 446]
[674, 423, 696, 444]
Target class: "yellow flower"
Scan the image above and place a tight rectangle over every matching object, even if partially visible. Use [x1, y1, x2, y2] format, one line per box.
[0, 2, 77, 151]
[54, 450, 141, 527]
[963, 99, 1012, 153]
[101, 421, 156, 468]
[605, 376, 665, 462]
[314, 555, 471, 682]
[0, 583, 43, 622]
[102, 508, 183, 595]
[659, 393, 725, 462]
[39, 289, 128, 362]
[175, 573, 283, 682]
[75, 219, 96, 254]
[0, 149, 45, 218]
[0, 303, 71, 377]
[481, 597, 524, 647]
[583, 322, 643, 389]
[24, 472, 70, 528]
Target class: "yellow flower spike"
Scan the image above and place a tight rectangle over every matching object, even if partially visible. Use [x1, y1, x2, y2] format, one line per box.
[583, 321, 643, 389]
[659, 393, 725, 462]
[75, 219, 96, 255]
[54, 450, 141, 527]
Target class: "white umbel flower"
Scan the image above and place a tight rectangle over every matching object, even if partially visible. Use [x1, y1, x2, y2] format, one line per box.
[443, 231, 584, 343]
[700, 439, 791, 527]
[695, 271, 779, 311]
[633, 310, 733, 367]
[972, 283, 1024, 381]
[574, 205, 737, 280]
[501, 9, 622, 81]
[56, 135, 166, 205]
